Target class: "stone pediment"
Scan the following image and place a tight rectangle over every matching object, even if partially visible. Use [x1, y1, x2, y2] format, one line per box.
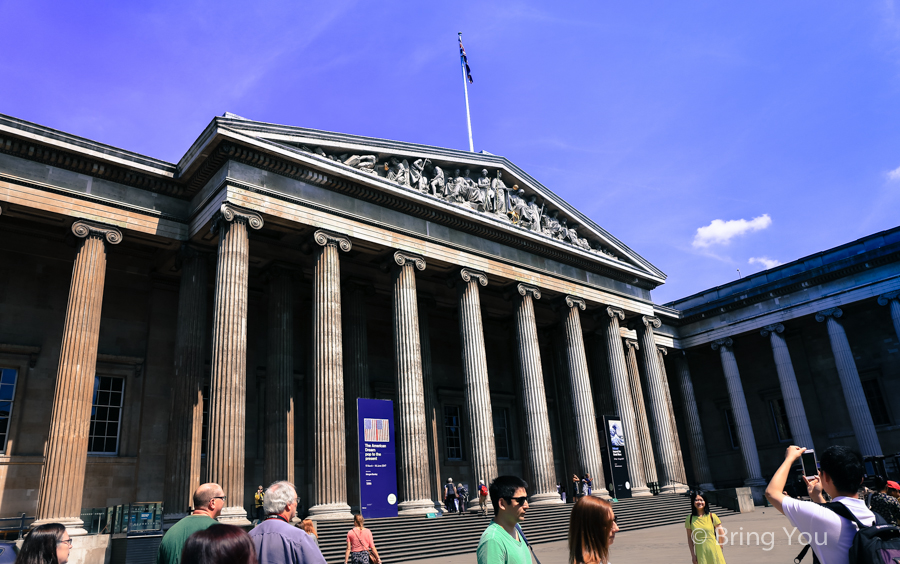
[202, 115, 665, 287]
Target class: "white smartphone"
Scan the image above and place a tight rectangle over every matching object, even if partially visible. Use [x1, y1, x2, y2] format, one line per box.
[801, 449, 818, 479]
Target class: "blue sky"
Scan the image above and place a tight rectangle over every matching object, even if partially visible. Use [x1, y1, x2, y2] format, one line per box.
[2, 1, 899, 303]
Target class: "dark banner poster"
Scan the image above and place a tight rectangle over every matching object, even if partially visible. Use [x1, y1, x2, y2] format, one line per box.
[603, 416, 632, 499]
[357, 398, 399, 518]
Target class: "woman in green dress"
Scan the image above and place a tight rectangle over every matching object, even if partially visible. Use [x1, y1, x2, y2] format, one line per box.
[686, 492, 726, 564]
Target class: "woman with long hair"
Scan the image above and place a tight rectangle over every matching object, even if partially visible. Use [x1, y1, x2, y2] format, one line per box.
[568, 496, 619, 564]
[15, 523, 70, 564]
[686, 491, 726, 564]
[181, 524, 257, 564]
[345, 514, 381, 564]
[298, 519, 318, 547]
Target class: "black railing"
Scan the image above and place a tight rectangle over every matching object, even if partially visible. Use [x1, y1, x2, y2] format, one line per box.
[0, 513, 33, 540]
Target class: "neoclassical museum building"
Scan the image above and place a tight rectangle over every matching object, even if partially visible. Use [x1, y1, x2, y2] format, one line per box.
[0, 111, 898, 541]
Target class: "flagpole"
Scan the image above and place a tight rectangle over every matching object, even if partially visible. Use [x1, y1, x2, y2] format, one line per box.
[459, 32, 474, 152]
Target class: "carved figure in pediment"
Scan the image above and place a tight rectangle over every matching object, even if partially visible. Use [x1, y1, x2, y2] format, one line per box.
[386, 157, 411, 186]
[478, 169, 493, 211]
[506, 186, 524, 224]
[543, 211, 564, 240]
[429, 166, 445, 196]
[340, 154, 378, 174]
[462, 169, 484, 209]
[410, 158, 431, 192]
[445, 169, 464, 202]
[491, 171, 509, 216]
[518, 195, 541, 232]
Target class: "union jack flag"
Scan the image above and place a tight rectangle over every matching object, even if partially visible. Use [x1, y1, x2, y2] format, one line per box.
[459, 36, 473, 84]
[364, 418, 390, 442]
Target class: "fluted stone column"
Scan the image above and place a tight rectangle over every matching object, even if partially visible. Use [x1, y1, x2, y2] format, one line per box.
[391, 251, 434, 515]
[712, 338, 765, 486]
[35, 220, 122, 533]
[878, 292, 900, 344]
[343, 281, 370, 511]
[265, 266, 295, 485]
[600, 307, 650, 496]
[624, 339, 657, 488]
[673, 352, 714, 490]
[418, 299, 442, 510]
[816, 308, 882, 456]
[309, 230, 354, 520]
[634, 317, 684, 489]
[207, 204, 262, 526]
[514, 284, 561, 505]
[656, 347, 688, 489]
[760, 323, 814, 451]
[163, 245, 210, 523]
[454, 268, 498, 507]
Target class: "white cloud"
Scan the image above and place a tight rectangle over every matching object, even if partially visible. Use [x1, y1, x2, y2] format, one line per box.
[692, 214, 772, 248]
[749, 256, 782, 270]
[887, 165, 900, 180]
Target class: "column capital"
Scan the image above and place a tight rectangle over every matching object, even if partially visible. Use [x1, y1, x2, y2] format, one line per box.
[878, 292, 900, 306]
[657, 346, 667, 356]
[711, 337, 733, 351]
[393, 251, 426, 271]
[71, 219, 123, 245]
[459, 268, 488, 286]
[760, 323, 784, 337]
[313, 229, 352, 252]
[212, 203, 264, 234]
[624, 338, 640, 351]
[516, 283, 541, 300]
[604, 306, 625, 321]
[815, 307, 843, 323]
[564, 295, 586, 311]
[641, 315, 662, 329]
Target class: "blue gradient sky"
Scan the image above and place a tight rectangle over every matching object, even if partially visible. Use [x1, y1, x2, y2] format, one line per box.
[2, 1, 899, 303]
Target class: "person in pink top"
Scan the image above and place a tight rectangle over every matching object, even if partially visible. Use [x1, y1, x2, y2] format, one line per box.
[344, 514, 381, 564]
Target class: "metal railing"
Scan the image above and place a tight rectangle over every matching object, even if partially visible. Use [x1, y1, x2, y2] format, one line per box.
[0, 513, 33, 540]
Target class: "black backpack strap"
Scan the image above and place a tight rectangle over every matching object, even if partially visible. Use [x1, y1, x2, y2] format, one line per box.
[793, 543, 812, 564]
[823, 501, 887, 527]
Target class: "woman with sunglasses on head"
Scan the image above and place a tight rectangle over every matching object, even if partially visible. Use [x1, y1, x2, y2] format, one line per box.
[686, 491, 726, 564]
[568, 496, 619, 564]
[15, 523, 70, 564]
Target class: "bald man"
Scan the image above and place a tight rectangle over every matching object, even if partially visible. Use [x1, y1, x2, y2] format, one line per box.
[156, 483, 226, 564]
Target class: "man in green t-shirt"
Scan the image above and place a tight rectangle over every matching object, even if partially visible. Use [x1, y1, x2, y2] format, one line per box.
[156, 483, 226, 564]
[476, 476, 531, 564]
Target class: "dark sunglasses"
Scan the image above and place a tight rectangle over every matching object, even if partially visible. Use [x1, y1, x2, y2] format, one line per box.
[503, 496, 528, 505]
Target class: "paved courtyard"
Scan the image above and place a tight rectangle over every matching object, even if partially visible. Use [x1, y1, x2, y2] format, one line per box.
[407, 509, 804, 564]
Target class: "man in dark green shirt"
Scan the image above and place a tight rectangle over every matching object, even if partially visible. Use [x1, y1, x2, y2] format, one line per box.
[156, 483, 226, 564]
[477, 476, 532, 564]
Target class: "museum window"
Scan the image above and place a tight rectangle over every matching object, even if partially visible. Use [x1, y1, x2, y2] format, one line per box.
[0, 368, 19, 454]
[724, 409, 739, 450]
[444, 405, 463, 460]
[88, 376, 124, 455]
[493, 408, 511, 460]
[862, 379, 891, 426]
[769, 398, 792, 443]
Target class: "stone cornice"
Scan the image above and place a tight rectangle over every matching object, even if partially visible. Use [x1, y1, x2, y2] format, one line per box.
[459, 268, 488, 287]
[878, 292, 900, 306]
[815, 307, 843, 322]
[312, 229, 352, 252]
[711, 338, 733, 351]
[564, 295, 586, 311]
[760, 323, 785, 337]
[516, 283, 541, 300]
[393, 251, 426, 271]
[71, 220, 122, 244]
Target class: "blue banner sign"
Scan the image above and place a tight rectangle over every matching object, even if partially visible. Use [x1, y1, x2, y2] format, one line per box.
[358, 398, 399, 518]
[603, 416, 632, 499]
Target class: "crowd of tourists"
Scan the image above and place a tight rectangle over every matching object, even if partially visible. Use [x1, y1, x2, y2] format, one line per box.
[17, 442, 900, 564]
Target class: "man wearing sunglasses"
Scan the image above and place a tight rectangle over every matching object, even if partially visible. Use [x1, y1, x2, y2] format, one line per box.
[476, 476, 531, 564]
[156, 483, 226, 564]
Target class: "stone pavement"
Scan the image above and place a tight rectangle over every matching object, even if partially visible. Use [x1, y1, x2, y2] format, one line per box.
[405, 509, 805, 563]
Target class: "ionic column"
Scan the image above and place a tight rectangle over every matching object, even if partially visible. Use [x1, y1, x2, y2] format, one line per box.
[418, 298, 442, 509]
[514, 284, 560, 504]
[878, 292, 900, 344]
[600, 307, 650, 496]
[624, 339, 658, 488]
[207, 204, 263, 525]
[656, 347, 688, 488]
[760, 324, 814, 451]
[163, 245, 210, 523]
[454, 268, 498, 507]
[343, 281, 370, 511]
[391, 251, 433, 515]
[634, 317, 684, 489]
[265, 265, 295, 485]
[673, 352, 714, 490]
[36, 220, 122, 533]
[712, 338, 765, 486]
[309, 230, 354, 520]
[815, 308, 882, 456]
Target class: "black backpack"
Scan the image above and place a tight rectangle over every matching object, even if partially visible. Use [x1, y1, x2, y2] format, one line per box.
[795, 501, 900, 564]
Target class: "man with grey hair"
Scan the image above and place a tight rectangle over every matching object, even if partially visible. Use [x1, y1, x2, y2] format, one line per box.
[249, 481, 325, 564]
